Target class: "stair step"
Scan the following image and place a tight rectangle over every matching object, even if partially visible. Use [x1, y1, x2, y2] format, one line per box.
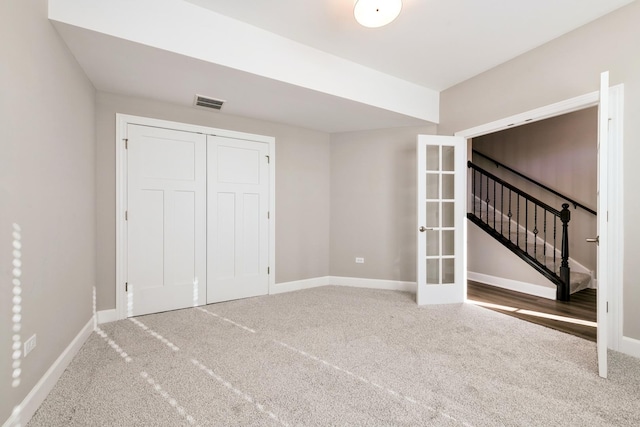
[570, 272, 591, 294]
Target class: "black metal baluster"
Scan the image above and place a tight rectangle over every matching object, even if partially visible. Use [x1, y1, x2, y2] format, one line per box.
[553, 217, 557, 270]
[543, 210, 547, 268]
[479, 170, 483, 221]
[533, 205, 538, 260]
[508, 190, 512, 240]
[516, 194, 520, 247]
[493, 179, 497, 229]
[525, 199, 529, 251]
[485, 174, 490, 224]
[472, 169, 476, 216]
[501, 184, 504, 236]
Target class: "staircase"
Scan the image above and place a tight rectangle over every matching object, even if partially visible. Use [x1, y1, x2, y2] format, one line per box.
[470, 200, 591, 295]
[468, 159, 593, 301]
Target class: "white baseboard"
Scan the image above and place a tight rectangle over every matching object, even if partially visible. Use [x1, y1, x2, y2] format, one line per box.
[97, 309, 118, 324]
[468, 271, 556, 300]
[2, 408, 20, 427]
[271, 276, 417, 295]
[620, 336, 640, 359]
[270, 276, 331, 294]
[328, 276, 416, 292]
[3, 317, 94, 427]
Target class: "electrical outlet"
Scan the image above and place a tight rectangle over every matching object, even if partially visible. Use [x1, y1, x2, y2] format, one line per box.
[355, 257, 365, 264]
[24, 334, 36, 357]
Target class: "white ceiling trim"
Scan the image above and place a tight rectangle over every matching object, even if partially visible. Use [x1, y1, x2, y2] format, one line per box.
[49, 0, 439, 123]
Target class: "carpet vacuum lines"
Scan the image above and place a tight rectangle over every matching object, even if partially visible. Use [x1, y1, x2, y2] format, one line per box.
[195, 307, 474, 427]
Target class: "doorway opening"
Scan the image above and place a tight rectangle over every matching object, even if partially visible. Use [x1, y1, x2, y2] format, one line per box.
[465, 106, 598, 341]
[454, 82, 624, 368]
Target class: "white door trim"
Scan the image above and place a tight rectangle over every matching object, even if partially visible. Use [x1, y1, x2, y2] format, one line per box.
[454, 86, 624, 353]
[115, 114, 276, 320]
[455, 91, 599, 139]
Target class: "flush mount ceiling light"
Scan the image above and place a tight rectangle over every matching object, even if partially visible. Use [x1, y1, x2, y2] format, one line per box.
[354, 0, 402, 28]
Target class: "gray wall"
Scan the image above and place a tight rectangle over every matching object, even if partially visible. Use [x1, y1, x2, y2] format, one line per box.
[330, 125, 437, 281]
[468, 222, 556, 291]
[96, 92, 331, 311]
[440, 1, 640, 340]
[473, 107, 598, 273]
[0, 0, 96, 422]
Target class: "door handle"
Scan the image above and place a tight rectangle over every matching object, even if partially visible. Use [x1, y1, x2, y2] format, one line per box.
[586, 236, 599, 245]
[419, 226, 433, 232]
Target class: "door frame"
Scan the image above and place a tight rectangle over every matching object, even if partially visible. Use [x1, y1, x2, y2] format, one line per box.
[115, 114, 276, 320]
[454, 86, 624, 352]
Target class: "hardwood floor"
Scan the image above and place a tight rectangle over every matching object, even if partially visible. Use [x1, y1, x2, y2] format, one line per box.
[467, 281, 597, 342]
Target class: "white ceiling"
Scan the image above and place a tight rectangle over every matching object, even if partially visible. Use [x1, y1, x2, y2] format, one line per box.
[185, 0, 634, 90]
[51, 0, 634, 133]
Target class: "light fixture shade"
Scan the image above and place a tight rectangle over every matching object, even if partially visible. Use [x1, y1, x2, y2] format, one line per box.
[354, 0, 402, 28]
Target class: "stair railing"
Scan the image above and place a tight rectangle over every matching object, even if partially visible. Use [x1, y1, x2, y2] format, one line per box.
[473, 149, 596, 216]
[468, 161, 571, 301]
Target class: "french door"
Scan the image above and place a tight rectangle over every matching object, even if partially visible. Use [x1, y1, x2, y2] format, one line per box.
[595, 71, 610, 378]
[416, 135, 466, 305]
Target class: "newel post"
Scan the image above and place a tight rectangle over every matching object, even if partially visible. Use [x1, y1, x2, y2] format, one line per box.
[558, 203, 571, 301]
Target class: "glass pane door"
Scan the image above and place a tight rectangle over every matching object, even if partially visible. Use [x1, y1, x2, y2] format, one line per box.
[425, 145, 456, 285]
[417, 135, 465, 305]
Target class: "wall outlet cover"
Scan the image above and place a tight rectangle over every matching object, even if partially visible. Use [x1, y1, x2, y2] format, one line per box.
[24, 334, 36, 357]
[355, 257, 365, 264]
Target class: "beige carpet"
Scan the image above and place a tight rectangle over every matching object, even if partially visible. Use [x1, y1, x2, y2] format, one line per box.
[28, 286, 640, 426]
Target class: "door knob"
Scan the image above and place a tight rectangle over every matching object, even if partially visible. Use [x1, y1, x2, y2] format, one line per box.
[419, 226, 433, 232]
[586, 236, 599, 245]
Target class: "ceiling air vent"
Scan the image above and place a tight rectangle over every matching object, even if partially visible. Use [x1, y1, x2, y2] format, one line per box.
[194, 94, 225, 110]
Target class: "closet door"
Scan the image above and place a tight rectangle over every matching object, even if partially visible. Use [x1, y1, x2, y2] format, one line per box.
[127, 124, 207, 316]
[207, 136, 270, 303]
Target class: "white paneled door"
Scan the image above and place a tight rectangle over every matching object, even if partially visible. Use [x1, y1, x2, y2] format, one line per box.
[416, 135, 466, 305]
[127, 125, 207, 316]
[207, 136, 270, 303]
